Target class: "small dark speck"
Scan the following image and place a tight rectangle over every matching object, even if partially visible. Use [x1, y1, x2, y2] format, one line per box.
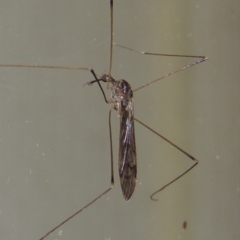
[183, 220, 187, 229]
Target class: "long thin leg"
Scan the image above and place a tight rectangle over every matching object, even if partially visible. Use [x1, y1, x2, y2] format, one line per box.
[114, 43, 206, 59]
[109, 0, 113, 77]
[38, 110, 115, 240]
[114, 43, 208, 92]
[134, 117, 198, 201]
[89, 69, 108, 103]
[0, 64, 90, 70]
[0, 64, 109, 103]
[38, 190, 112, 240]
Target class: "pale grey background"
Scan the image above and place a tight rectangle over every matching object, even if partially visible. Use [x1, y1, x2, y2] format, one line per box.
[0, 0, 239, 240]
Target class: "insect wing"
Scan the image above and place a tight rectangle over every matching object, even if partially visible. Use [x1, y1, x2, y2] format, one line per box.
[118, 99, 137, 200]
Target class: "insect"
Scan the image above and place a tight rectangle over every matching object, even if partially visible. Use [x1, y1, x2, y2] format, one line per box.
[0, 1, 208, 239]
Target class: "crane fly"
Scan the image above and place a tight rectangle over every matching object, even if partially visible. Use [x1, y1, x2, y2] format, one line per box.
[0, 0, 208, 239]
[86, 72, 137, 200]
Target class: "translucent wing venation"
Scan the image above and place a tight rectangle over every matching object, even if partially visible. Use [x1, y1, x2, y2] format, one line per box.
[119, 107, 137, 200]
[108, 78, 137, 200]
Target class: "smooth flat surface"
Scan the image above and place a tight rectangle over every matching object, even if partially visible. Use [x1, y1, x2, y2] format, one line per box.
[0, 1, 239, 240]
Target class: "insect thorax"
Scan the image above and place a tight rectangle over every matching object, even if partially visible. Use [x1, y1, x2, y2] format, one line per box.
[110, 78, 133, 114]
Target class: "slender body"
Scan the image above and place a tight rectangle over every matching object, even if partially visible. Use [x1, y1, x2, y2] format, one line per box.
[107, 75, 137, 200]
